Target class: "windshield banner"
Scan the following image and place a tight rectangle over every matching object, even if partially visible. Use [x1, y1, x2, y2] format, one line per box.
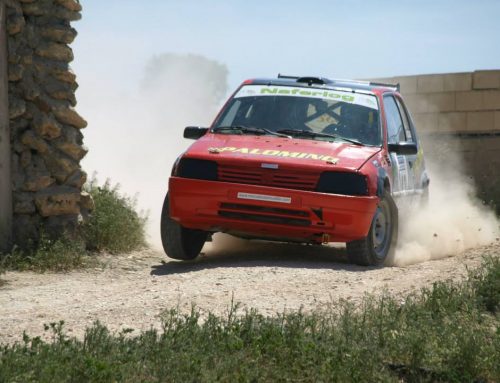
[235, 85, 378, 110]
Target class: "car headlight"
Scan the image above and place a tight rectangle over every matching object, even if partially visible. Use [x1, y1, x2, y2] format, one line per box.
[176, 158, 218, 181]
[316, 171, 368, 196]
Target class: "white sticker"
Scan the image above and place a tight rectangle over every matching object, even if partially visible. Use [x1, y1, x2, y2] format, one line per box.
[261, 163, 279, 169]
[237, 192, 291, 204]
[235, 85, 378, 110]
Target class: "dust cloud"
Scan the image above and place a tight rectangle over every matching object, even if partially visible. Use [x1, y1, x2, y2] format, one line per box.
[208, 233, 248, 254]
[389, 138, 499, 266]
[206, 135, 500, 266]
[80, 53, 228, 249]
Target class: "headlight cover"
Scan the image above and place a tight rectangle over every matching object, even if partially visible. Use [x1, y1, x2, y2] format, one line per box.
[316, 171, 368, 196]
[176, 158, 218, 181]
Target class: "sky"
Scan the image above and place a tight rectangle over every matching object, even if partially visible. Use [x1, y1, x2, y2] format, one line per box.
[73, 0, 500, 93]
[70, 0, 500, 247]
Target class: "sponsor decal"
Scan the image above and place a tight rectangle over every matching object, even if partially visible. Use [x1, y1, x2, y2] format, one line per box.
[235, 85, 378, 110]
[237, 192, 291, 204]
[261, 163, 279, 169]
[208, 146, 338, 164]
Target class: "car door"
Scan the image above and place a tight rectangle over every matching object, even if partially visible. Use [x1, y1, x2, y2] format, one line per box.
[395, 96, 429, 200]
[383, 94, 417, 201]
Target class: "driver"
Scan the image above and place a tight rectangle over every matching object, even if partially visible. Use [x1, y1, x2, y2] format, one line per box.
[275, 97, 311, 131]
[339, 104, 379, 145]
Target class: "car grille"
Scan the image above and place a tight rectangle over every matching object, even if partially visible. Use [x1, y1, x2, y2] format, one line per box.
[218, 203, 311, 227]
[218, 164, 319, 191]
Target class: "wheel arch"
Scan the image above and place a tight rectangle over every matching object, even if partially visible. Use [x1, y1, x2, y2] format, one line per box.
[376, 167, 391, 197]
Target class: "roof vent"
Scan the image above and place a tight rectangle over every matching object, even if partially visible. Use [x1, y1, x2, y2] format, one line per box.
[296, 76, 331, 86]
[277, 74, 332, 86]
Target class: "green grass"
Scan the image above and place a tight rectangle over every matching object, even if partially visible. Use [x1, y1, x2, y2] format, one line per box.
[0, 234, 94, 273]
[0, 177, 148, 277]
[82, 177, 148, 254]
[1, 257, 498, 382]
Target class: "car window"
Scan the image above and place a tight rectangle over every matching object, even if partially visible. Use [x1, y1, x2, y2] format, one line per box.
[219, 100, 241, 126]
[395, 97, 413, 142]
[383, 95, 406, 144]
[214, 85, 382, 146]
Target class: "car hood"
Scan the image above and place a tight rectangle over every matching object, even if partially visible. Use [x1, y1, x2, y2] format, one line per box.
[184, 133, 381, 172]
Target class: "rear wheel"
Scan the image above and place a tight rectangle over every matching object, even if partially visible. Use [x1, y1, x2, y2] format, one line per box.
[346, 191, 398, 266]
[160, 193, 207, 260]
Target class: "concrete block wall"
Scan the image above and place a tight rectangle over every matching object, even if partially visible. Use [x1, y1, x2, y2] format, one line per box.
[376, 70, 500, 135]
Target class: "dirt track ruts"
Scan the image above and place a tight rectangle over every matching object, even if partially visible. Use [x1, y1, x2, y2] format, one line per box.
[1, 237, 499, 343]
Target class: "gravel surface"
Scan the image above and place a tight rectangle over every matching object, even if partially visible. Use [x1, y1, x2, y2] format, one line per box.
[1, 237, 498, 344]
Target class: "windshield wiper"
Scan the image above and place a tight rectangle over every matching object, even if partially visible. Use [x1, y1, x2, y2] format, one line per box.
[277, 129, 336, 139]
[333, 136, 364, 146]
[213, 125, 291, 138]
[276, 129, 364, 146]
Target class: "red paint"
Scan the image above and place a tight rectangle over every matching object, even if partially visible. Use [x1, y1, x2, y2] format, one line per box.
[167, 80, 414, 244]
[169, 177, 378, 243]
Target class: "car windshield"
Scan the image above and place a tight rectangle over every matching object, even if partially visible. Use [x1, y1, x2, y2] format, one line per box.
[213, 85, 382, 146]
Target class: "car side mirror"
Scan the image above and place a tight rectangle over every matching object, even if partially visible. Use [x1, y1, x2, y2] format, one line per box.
[388, 142, 418, 155]
[184, 126, 208, 140]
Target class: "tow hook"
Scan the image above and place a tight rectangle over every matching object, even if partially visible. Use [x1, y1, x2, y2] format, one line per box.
[321, 233, 330, 244]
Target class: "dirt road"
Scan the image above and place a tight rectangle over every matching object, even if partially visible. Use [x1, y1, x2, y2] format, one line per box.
[1, 237, 498, 343]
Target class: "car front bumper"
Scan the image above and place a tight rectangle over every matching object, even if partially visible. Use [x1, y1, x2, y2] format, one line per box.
[168, 177, 379, 243]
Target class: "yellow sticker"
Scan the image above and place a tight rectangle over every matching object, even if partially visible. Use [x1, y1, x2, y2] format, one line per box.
[208, 147, 338, 164]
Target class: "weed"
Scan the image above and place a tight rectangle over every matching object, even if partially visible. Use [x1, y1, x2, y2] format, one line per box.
[82, 176, 148, 254]
[468, 256, 500, 313]
[0, 257, 498, 382]
[0, 176, 147, 275]
[0, 234, 95, 273]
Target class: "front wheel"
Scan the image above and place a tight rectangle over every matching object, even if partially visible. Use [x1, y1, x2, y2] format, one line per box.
[346, 191, 398, 266]
[160, 193, 208, 260]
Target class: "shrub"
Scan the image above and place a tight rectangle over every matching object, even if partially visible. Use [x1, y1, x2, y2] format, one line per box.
[0, 177, 147, 277]
[82, 177, 148, 253]
[468, 256, 500, 313]
[0, 234, 91, 273]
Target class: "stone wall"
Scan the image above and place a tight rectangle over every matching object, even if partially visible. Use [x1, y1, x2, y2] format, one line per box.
[0, 2, 12, 252]
[375, 71, 500, 209]
[3, 0, 90, 248]
[0, 4, 498, 252]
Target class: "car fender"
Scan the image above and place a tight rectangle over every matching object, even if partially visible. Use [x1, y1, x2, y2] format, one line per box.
[376, 167, 391, 197]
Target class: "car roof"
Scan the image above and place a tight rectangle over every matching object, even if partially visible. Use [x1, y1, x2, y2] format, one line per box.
[246, 75, 399, 95]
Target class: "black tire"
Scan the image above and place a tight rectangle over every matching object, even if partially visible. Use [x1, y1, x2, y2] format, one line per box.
[160, 193, 207, 260]
[346, 191, 398, 266]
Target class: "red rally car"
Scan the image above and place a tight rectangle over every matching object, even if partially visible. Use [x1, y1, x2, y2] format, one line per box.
[162, 75, 429, 266]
